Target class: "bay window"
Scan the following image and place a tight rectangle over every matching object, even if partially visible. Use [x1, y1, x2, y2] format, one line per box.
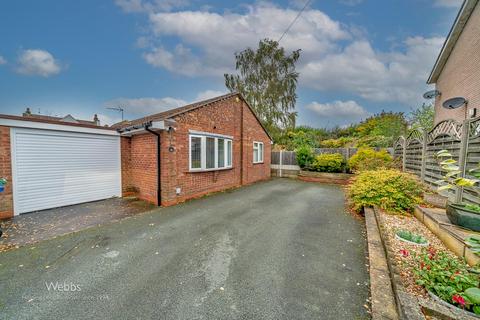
[189, 133, 233, 171]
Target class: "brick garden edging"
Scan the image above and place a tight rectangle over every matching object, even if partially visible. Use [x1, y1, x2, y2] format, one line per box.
[298, 170, 353, 185]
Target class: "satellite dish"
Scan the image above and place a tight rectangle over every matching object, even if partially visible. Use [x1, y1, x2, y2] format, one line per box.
[423, 90, 441, 99]
[442, 97, 467, 109]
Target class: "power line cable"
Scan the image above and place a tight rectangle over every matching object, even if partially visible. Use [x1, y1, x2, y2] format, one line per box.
[278, 0, 313, 43]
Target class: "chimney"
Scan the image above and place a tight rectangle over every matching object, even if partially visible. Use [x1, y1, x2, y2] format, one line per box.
[93, 114, 100, 126]
[23, 107, 32, 117]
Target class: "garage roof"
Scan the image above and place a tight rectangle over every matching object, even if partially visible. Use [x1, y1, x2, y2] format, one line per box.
[0, 114, 115, 131]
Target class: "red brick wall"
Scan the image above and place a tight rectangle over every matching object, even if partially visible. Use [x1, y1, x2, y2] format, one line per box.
[0, 126, 13, 219]
[121, 95, 271, 206]
[241, 102, 272, 185]
[120, 137, 132, 195]
[434, 3, 480, 124]
[121, 133, 158, 205]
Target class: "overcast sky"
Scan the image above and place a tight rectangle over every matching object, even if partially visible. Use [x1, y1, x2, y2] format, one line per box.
[0, 0, 462, 127]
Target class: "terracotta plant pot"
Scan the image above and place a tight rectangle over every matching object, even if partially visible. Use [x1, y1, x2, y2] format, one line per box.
[446, 202, 480, 232]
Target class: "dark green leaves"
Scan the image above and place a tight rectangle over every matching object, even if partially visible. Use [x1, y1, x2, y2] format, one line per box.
[225, 39, 300, 141]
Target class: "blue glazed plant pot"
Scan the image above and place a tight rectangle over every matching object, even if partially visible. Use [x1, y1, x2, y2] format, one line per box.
[0, 185, 4, 193]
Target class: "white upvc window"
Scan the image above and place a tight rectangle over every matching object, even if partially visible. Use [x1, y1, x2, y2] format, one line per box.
[253, 141, 264, 164]
[189, 134, 233, 171]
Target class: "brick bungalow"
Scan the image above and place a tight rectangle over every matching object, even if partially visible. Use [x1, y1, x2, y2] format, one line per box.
[428, 0, 480, 124]
[116, 92, 272, 207]
[0, 92, 271, 218]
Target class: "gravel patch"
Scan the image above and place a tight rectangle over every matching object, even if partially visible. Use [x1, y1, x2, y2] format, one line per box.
[377, 209, 458, 299]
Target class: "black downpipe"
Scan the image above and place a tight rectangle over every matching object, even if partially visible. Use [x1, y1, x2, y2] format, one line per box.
[145, 125, 161, 206]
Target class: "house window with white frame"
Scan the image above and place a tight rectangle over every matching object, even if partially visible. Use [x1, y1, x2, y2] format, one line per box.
[253, 141, 264, 163]
[189, 133, 233, 171]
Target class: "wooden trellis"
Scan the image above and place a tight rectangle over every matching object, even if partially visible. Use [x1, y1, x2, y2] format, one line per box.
[394, 117, 480, 204]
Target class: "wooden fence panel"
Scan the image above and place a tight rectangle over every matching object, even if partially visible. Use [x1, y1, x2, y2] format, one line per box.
[404, 130, 424, 177]
[463, 118, 480, 205]
[393, 137, 405, 170]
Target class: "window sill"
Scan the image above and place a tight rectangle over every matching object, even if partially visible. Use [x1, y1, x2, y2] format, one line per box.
[253, 162, 264, 165]
[188, 167, 233, 173]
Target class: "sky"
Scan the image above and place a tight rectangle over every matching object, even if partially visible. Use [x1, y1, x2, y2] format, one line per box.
[0, 0, 463, 128]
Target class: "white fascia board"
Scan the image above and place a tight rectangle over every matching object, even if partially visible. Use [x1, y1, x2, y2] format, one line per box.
[0, 118, 120, 136]
[188, 130, 233, 140]
[120, 121, 166, 136]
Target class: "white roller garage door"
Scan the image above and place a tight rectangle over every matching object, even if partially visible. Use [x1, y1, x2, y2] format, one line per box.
[11, 127, 121, 215]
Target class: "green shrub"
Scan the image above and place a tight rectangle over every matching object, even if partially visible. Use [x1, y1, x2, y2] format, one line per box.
[311, 153, 345, 173]
[296, 146, 314, 168]
[348, 169, 423, 214]
[348, 147, 392, 172]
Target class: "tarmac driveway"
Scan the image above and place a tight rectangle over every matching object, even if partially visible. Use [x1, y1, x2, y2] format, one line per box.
[0, 179, 369, 320]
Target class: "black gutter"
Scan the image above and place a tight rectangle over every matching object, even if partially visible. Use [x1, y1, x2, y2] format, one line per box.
[145, 124, 161, 207]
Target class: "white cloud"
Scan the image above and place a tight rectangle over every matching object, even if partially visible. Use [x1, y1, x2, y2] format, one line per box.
[143, 3, 349, 76]
[339, 0, 364, 6]
[194, 90, 227, 101]
[0, 55, 6, 65]
[16, 49, 62, 77]
[120, 2, 444, 108]
[434, 0, 463, 8]
[103, 90, 227, 121]
[306, 100, 370, 123]
[104, 97, 187, 116]
[300, 36, 444, 105]
[115, 0, 190, 13]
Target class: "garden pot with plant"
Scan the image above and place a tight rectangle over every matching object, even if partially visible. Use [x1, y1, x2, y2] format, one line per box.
[395, 229, 429, 246]
[0, 178, 6, 193]
[435, 150, 480, 232]
[413, 247, 480, 316]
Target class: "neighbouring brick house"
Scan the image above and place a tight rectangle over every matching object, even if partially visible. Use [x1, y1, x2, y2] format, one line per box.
[116, 92, 272, 206]
[0, 92, 271, 218]
[428, 0, 480, 124]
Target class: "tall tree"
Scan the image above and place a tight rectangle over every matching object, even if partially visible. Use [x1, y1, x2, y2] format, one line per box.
[409, 103, 434, 132]
[225, 39, 301, 140]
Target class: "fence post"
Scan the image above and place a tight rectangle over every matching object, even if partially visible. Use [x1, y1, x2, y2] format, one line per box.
[279, 149, 283, 178]
[402, 138, 407, 172]
[456, 119, 470, 203]
[420, 132, 428, 183]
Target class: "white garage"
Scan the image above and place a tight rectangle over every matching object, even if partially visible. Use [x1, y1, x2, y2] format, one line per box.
[6, 121, 121, 215]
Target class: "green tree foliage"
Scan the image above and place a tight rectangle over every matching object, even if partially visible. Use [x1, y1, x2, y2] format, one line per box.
[225, 39, 300, 140]
[355, 111, 408, 147]
[277, 126, 329, 150]
[409, 103, 434, 132]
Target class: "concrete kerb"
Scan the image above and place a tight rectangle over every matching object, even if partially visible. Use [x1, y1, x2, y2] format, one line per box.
[364, 206, 400, 320]
[369, 207, 424, 320]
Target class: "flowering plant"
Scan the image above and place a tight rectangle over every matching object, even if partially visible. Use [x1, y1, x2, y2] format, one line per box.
[413, 247, 480, 314]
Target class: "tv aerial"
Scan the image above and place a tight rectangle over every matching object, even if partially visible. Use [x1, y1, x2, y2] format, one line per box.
[106, 106, 124, 121]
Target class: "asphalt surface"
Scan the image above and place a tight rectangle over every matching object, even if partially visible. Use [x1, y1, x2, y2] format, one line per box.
[0, 179, 369, 320]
